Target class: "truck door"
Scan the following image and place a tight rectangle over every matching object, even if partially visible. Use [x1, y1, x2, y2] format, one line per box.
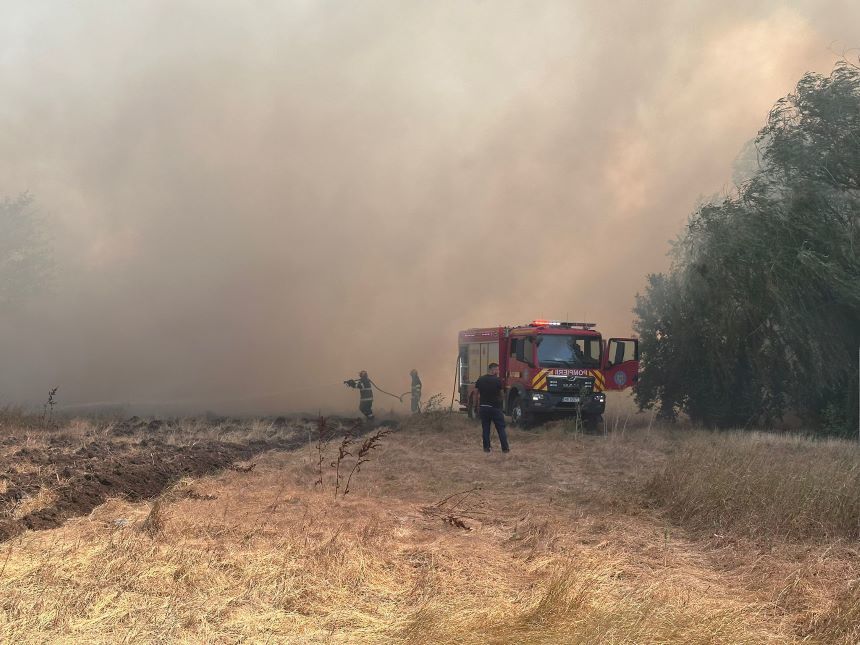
[601, 338, 639, 390]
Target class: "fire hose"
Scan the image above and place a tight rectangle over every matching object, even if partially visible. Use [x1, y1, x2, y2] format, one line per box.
[343, 378, 406, 403]
[369, 379, 406, 403]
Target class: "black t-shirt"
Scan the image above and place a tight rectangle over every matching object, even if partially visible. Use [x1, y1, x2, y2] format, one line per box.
[475, 374, 503, 408]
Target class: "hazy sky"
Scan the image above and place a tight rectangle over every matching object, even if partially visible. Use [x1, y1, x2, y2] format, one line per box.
[1, 1, 858, 414]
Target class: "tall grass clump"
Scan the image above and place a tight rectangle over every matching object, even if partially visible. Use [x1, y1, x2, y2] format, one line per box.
[646, 430, 860, 540]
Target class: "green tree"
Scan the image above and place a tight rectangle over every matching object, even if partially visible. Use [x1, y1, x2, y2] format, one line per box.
[634, 61, 860, 434]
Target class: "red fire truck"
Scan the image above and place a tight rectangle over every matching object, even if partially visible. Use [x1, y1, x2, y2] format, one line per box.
[457, 320, 639, 425]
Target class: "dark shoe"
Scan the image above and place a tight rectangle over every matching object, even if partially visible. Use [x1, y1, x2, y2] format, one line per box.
[502, 449, 510, 453]
[483, 448, 491, 453]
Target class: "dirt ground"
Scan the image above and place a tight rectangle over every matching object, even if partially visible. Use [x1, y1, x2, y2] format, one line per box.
[0, 415, 374, 542]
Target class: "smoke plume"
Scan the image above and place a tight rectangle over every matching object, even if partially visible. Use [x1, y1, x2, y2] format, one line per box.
[0, 1, 857, 413]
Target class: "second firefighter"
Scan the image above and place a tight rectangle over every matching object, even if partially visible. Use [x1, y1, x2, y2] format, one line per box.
[409, 369, 422, 413]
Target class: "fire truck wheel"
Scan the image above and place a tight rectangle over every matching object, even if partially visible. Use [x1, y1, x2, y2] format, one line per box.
[509, 398, 531, 427]
[582, 414, 604, 433]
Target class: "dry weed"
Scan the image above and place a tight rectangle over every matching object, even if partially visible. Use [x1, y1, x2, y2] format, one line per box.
[420, 486, 486, 531]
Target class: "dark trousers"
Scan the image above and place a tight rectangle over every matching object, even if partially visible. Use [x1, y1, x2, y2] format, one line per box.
[359, 399, 374, 419]
[480, 406, 509, 451]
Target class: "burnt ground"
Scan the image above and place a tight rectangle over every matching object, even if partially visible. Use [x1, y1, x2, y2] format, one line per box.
[0, 415, 388, 542]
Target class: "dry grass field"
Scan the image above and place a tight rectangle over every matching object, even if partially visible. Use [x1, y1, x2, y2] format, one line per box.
[0, 409, 857, 643]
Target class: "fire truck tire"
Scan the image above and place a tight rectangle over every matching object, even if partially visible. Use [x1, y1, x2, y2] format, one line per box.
[582, 414, 603, 432]
[509, 397, 531, 427]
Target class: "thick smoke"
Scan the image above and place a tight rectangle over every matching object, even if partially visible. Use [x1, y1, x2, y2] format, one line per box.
[0, 1, 857, 413]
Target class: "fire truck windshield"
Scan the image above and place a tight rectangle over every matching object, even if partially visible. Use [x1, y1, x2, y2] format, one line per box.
[536, 334, 601, 368]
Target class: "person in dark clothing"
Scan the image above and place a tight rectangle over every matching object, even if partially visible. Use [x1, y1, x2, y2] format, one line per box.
[409, 369, 422, 413]
[474, 362, 510, 453]
[344, 370, 374, 420]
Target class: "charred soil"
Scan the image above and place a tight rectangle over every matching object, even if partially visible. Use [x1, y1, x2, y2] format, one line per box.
[0, 415, 371, 542]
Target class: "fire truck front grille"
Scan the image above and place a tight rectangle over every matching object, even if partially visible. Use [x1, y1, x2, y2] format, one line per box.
[546, 376, 594, 395]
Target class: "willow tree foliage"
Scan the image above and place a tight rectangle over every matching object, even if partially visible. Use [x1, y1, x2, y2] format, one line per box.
[634, 61, 860, 434]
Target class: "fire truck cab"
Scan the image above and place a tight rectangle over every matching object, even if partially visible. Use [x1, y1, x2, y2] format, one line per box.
[457, 320, 638, 425]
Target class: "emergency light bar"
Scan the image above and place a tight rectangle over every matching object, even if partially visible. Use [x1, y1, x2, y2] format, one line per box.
[530, 320, 596, 329]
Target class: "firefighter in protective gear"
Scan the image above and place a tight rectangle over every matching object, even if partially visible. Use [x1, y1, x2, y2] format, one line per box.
[410, 369, 422, 413]
[344, 370, 374, 420]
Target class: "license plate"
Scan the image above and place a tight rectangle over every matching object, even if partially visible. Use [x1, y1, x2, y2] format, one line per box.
[562, 396, 580, 403]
